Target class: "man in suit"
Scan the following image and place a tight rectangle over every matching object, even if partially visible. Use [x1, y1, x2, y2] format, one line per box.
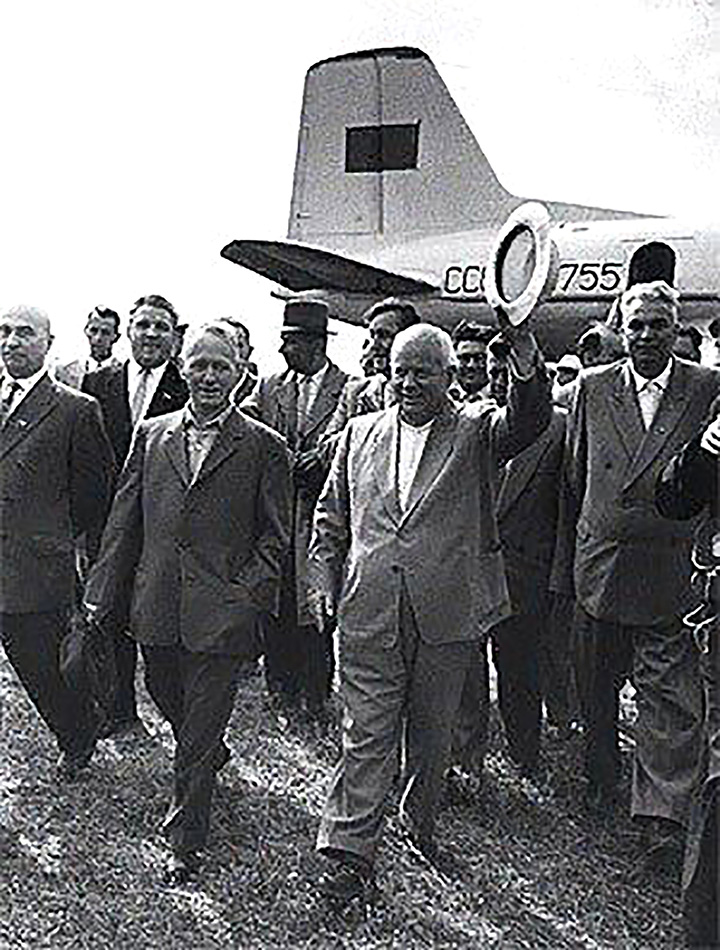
[84, 322, 291, 884]
[242, 299, 351, 725]
[453, 337, 568, 781]
[567, 280, 720, 857]
[54, 306, 122, 390]
[0, 305, 114, 780]
[488, 338, 568, 774]
[307, 318, 550, 901]
[83, 293, 189, 738]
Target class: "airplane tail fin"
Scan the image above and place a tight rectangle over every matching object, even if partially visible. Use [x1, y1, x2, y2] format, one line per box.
[288, 47, 640, 249]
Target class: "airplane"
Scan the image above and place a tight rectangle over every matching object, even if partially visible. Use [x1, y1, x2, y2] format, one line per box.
[221, 46, 720, 358]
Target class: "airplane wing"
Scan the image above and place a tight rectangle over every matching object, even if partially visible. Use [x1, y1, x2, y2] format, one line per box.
[220, 239, 436, 297]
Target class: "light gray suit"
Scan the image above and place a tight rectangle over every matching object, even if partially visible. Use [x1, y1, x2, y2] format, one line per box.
[309, 363, 550, 861]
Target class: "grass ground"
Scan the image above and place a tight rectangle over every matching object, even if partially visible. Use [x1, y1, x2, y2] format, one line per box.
[0, 655, 684, 949]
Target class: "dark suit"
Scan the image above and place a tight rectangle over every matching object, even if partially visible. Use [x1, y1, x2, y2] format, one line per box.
[0, 374, 114, 757]
[491, 408, 566, 769]
[454, 408, 566, 774]
[82, 358, 189, 728]
[83, 359, 189, 470]
[567, 356, 720, 820]
[242, 360, 352, 712]
[85, 407, 291, 854]
[309, 363, 550, 861]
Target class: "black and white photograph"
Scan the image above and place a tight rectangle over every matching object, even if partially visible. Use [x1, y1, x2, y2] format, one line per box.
[0, 1, 718, 946]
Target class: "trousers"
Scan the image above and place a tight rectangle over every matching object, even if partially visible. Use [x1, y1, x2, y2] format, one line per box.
[0, 610, 97, 756]
[317, 592, 473, 862]
[574, 605, 703, 823]
[141, 644, 243, 854]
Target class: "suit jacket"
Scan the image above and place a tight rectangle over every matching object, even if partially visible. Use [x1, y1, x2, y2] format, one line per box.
[82, 359, 189, 469]
[242, 360, 352, 624]
[567, 357, 720, 625]
[0, 374, 114, 613]
[495, 408, 566, 612]
[84, 407, 291, 655]
[54, 355, 121, 391]
[308, 364, 551, 646]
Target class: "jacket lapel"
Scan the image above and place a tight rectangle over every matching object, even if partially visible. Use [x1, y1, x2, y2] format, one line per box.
[160, 414, 190, 487]
[401, 402, 458, 525]
[273, 372, 297, 441]
[496, 412, 561, 520]
[147, 362, 186, 417]
[623, 359, 693, 489]
[605, 361, 645, 463]
[368, 408, 402, 525]
[191, 409, 248, 486]
[0, 374, 59, 459]
[301, 362, 347, 440]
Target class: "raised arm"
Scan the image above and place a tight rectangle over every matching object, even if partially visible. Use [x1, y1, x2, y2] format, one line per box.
[491, 307, 552, 464]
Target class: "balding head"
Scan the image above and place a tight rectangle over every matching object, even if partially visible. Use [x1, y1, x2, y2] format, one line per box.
[391, 324, 457, 371]
[0, 305, 54, 378]
[391, 324, 456, 425]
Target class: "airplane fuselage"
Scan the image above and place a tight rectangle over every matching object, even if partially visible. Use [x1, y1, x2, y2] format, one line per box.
[305, 216, 720, 357]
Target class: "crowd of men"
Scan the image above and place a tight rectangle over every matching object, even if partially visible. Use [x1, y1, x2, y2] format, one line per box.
[0, 285, 718, 945]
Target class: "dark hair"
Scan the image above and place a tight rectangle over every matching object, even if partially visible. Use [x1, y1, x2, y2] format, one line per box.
[87, 306, 120, 332]
[129, 294, 179, 326]
[363, 297, 420, 332]
[452, 320, 496, 346]
[676, 324, 703, 350]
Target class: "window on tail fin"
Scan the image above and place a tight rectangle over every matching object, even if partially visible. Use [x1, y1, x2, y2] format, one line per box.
[345, 123, 420, 173]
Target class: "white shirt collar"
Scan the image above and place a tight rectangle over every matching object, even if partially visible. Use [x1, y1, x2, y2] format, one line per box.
[4, 365, 48, 397]
[628, 357, 674, 393]
[127, 359, 168, 386]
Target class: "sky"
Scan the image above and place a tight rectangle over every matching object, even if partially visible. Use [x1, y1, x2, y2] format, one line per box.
[0, 0, 717, 372]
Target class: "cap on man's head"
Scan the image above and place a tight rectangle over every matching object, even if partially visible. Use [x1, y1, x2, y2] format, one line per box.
[281, 299, 335, 336]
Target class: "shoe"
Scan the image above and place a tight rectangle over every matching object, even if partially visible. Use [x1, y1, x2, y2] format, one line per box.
[442, 766, 484, 807]
[317, 854, 374, 902]
[99, 717, 148, 741]
[163, 851, 199, 886]
[57, 745, 95, 782]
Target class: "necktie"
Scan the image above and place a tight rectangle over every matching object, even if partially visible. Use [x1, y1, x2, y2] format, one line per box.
[639, 379, 663, 429]
[0, 380, 21, 427]
[296, 374, 312, 433]
[131, 368, 152, 425]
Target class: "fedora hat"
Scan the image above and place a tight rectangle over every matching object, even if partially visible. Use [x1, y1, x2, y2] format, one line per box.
[281, 299, 336, 336]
